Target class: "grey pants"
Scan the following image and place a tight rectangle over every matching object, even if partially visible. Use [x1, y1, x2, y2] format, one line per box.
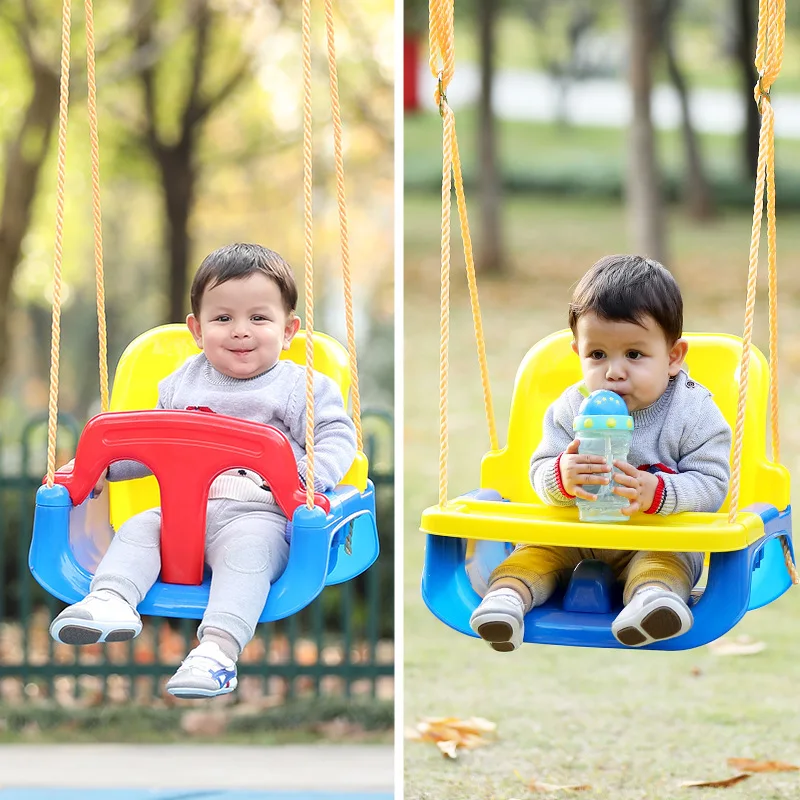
[91, 499, 290, 653]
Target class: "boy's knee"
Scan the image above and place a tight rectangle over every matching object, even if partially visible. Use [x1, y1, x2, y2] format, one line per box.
[223, 535, 274, 574]
[116, 510, 161, 548]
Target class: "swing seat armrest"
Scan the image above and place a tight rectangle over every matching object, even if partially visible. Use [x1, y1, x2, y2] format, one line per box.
[420, 496, 770, 552]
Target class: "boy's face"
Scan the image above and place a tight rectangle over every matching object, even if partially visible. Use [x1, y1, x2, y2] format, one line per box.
[187, 273, 300, 379]
[572, 312, 688, 412]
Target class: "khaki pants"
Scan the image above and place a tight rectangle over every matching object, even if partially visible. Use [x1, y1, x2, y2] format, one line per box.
[489, 544, 703, 611]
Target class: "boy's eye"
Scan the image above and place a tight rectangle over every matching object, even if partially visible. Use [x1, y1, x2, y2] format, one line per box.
[626, 351, 643, 360]
[252, 315, 270, 322]
[589, 350, 605, 360]
[215, 315, 231, 322]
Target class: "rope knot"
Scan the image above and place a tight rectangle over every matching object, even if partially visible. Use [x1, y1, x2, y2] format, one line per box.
[435, 72, 448, 117]
[755, 71, 772, 114]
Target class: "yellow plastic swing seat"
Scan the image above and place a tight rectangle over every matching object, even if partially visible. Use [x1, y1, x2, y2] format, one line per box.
[421, 330, 790, 552]
[108, 324, 368, 531]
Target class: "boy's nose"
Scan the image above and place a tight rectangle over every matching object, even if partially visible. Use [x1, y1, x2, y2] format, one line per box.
[605, 360, 625, 380]
[232, 323, 251, 338]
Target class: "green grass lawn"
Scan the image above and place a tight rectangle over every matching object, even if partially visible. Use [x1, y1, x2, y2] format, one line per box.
[404, 112, 800, 205]
[404, 192, 800, 799]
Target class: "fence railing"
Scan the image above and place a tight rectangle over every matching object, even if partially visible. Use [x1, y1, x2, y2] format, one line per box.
[0, 409, 394, 706]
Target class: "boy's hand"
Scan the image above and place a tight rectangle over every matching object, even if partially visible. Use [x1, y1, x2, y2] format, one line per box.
[58, 458, 107, 497]
[611, 461, 659, 516]
[559, 439, 611, 501]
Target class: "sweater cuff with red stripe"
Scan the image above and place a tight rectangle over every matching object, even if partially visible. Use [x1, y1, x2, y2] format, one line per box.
[551, 453, 575, 500]
[644, 475, 666, 514]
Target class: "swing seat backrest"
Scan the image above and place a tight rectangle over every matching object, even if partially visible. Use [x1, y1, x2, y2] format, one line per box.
[480, 330, 790, 513]
[107, 324, 364, 530]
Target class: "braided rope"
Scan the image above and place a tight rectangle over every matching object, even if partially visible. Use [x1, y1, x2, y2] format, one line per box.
[45, 0, 72, 488]
[430, 0, 497, 504]
[437, 107, 453, 507]
[301, 0, 315, 508]
[85, 0, 109, 413]
[324, 0, 362, 451]
[727, 0, 796, 584]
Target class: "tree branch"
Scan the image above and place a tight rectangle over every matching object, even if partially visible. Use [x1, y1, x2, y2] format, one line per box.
[181, 0, 211, 141]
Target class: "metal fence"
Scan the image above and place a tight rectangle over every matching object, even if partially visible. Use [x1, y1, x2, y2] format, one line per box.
[0, 409, 394, 706]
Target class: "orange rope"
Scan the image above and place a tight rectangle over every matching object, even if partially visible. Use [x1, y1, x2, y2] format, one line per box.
[324, 0, 362, 451]
[430, 0, 497, 505]
[301, 0, 315, 508]
[437, 107, 453, 507]
[45, 0, 72, 488]
[726, 0, 796, 584]
[85, 0, 109, 413]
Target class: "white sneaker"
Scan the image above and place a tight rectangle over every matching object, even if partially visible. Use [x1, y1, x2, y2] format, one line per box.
[469, 588, 526, 652]
[50, 590, 142, 645]
[612, 586, 693, 647]
[166, 641, 238, 699]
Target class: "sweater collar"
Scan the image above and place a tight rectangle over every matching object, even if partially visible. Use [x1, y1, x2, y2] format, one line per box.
[200, 355, 283, 387]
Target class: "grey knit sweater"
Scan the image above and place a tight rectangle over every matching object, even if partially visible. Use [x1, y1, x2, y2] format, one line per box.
[531, 370, 732, 515]
[107, 354, 357, 501]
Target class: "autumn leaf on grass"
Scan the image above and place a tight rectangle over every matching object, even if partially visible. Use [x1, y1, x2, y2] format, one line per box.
[706, 635, 766, 656]
[679, 773, 752, 789]
[515, 770, 591, 793]
[727, 758, 800, 773]
[406, 716, 497, 759]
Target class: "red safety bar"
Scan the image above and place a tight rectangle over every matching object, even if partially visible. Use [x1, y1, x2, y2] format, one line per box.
[52, 411, 331, 585]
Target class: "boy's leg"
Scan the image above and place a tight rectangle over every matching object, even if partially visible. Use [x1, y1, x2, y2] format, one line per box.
[469, 545, 582, 652]
[166, 500, 289, 698]
[50, 508, 163, 645]
[612, 551, 704, 646]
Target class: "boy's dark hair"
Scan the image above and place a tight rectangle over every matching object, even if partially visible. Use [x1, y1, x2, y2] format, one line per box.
[568, 254, 683, 343]
[190, 243, 298, 318]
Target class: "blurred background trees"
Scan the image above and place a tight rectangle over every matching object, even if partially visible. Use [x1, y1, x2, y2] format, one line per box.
[404, 0, 800, 274]
[0, 0, 394, 436]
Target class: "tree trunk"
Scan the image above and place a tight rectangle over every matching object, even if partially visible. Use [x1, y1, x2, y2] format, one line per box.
[626, 0, 666, 264]
[0, 62, 60, 387]
[734, 0, 759, 179]
[154, 139, 196, 323]
[476, 0, 504, 275]
[658, 0, 715, 220]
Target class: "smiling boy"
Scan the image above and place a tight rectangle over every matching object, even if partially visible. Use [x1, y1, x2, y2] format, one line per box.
[469, 255, 731, 650]
[49, 243, 357, 697]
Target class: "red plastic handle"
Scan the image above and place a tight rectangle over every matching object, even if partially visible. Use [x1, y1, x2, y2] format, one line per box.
[55, 411, 330, 585]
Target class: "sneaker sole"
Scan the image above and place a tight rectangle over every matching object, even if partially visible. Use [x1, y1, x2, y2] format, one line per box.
[473, 618, 522, 651]
[167, 685, 237, 699]
[612, 595, 692, 647]
[640, 607, 684, 640]
[50, 618, 142, 645]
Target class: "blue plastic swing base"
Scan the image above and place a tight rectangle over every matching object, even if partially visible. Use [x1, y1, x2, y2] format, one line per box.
[422, 496, 794, 651]
[30, 482, 379, 622]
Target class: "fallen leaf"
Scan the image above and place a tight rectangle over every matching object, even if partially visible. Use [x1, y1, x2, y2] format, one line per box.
[690, 666, 702, 677]
[707, 635, 766, 656]
[680, 773, 752, 788]
[516, 770, 591, 793]
[407, 716, 497, 759]
[437, 740, 458, 759]
[727, 758, 800, 773]
[526, 779, 592, 793]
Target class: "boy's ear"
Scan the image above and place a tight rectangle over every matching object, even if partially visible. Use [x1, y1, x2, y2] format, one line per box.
[571, 339, 579, 355]
[283, 314, 301, 350]
[187, 314, 203, 349]
[668, 337, 689, 376]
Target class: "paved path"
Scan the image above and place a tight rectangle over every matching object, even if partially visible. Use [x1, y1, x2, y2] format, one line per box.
[0, 793, 392, 800]
[0, 745, 394, 797]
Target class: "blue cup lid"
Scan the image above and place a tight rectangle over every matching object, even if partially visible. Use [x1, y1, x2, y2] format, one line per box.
[573, 389, 634, 432]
